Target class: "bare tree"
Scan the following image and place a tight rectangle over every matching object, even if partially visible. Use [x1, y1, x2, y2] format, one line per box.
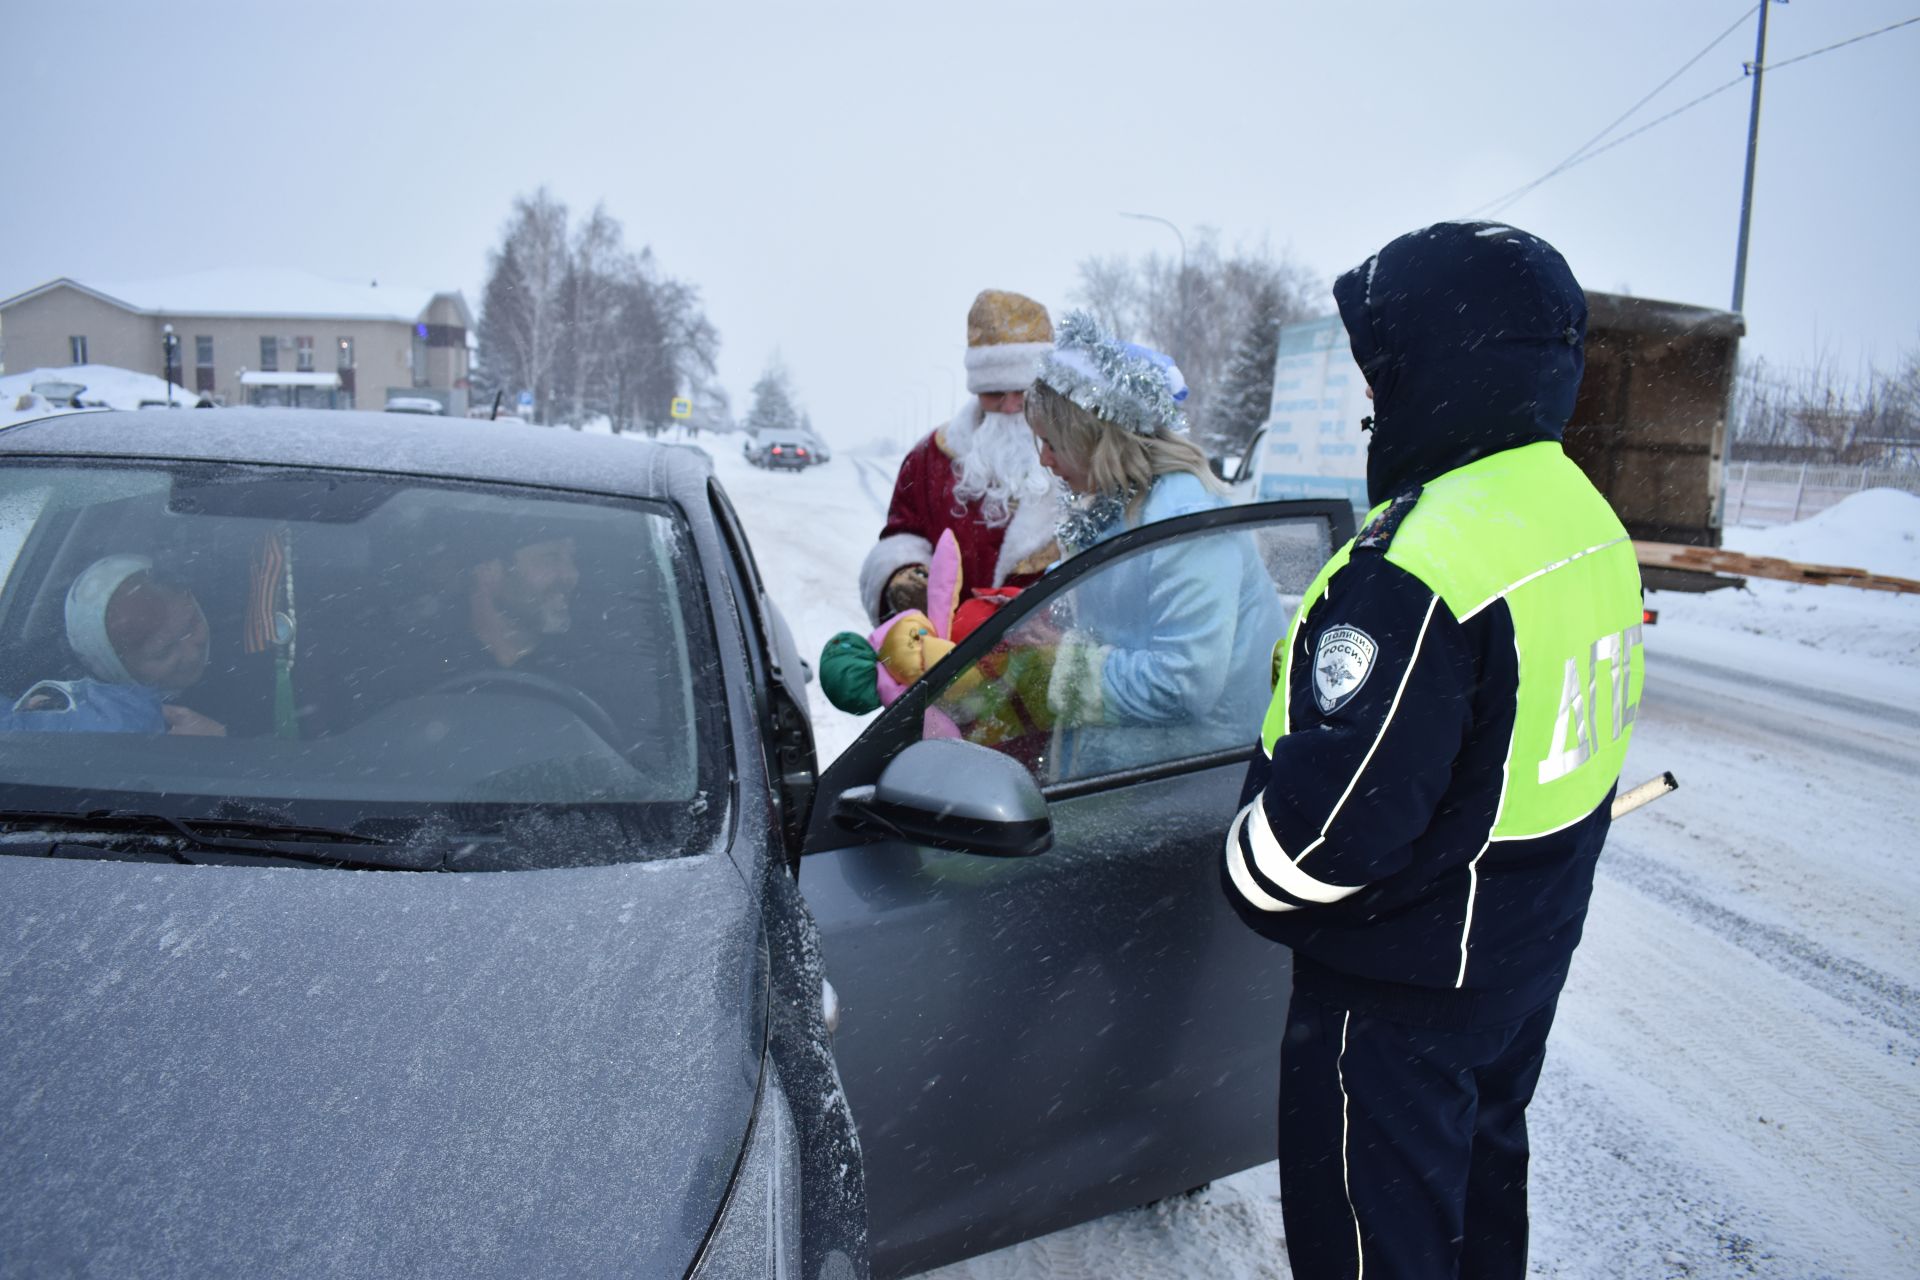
[478, 189, 721, 433]
[1730, 346, 1920, 464]
[560, 203, 632, 429]
[1071, 231, 1317, 442]
[499, 188, 564, 426]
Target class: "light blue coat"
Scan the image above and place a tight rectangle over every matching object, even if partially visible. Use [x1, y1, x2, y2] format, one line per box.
[1056, 472, 1286, 777]
[1, 678, 170, 734]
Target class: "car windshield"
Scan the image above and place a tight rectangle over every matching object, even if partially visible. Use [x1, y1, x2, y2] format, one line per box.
[0, 461, 727, 867]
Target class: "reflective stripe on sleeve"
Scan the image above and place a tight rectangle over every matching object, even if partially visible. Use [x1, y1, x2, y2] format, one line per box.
[1224, 796, 1364, 912]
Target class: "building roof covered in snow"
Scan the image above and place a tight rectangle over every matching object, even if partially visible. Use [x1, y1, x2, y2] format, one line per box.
[0, 268, 469, 327]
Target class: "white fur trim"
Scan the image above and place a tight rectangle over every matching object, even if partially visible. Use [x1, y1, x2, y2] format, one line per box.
[992, 481, 1062, 586]
[860, 532, 933, 626]
[965, 340, 1051, 393]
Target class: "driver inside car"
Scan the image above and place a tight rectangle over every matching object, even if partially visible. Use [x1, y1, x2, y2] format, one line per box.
[463, 533, 581, 672]
[356, 524, 620, 727]
[2, 554, 226, 737]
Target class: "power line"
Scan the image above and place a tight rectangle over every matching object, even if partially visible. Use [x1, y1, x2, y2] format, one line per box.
[1765, 13, 1920, 71]
[1473, 4, 1758, 217]
[1474, 4, 1758, 217]
[1472, 10, 1920, 216]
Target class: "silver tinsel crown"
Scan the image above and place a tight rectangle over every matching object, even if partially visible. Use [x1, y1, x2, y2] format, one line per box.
[1035, 311, 1188, 437]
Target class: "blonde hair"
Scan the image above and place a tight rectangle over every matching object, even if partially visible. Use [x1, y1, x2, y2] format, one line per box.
[1025, 379, 1224, 518]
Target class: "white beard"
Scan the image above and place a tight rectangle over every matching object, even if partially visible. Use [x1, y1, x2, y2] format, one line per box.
[947, 409, 1055, 530]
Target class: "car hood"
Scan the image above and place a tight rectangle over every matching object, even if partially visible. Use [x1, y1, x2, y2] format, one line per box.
[0, 851, 764, 1277]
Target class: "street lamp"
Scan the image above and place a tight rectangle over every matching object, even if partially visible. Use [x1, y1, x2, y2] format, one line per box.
[1119, 211, 1191, 369]
[1120, 211, 1186, 273]
[161, 323, 178, 407]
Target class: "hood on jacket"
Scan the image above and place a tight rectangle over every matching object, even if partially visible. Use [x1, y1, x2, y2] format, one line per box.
[1333, 220, 1588, 506]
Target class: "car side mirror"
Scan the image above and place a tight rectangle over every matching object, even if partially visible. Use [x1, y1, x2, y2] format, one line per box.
[1207, 455, 1227, 481]
[830, 738, 1051, 858]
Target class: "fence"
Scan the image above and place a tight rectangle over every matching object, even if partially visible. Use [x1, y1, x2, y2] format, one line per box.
[1722, 461, 1920, 527]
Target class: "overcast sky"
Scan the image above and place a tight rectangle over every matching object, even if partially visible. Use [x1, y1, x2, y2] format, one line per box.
[4, 1, 1915, 441]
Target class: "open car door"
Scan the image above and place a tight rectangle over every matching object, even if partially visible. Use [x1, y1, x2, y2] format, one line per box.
[799, 498, 1353, 1278]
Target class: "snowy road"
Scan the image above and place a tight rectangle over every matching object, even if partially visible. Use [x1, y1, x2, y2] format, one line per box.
[1529, 639, 1920, 1279]
[699, 437, 1919, 1279]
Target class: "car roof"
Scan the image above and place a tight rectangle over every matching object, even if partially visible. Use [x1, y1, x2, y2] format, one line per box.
[0, 408, 715, 504]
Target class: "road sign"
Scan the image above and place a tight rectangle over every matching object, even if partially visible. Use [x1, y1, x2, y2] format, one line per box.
[670, 396, 692, 420]
[517, 390, 535, 410]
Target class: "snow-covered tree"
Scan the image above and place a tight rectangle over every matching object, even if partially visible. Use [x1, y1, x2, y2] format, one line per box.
[1211, 282, 1288, 452]
[744, 360, 804, 437]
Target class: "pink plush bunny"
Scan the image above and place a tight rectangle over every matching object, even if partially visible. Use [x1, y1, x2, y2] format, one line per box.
[864, 529, 966, 737]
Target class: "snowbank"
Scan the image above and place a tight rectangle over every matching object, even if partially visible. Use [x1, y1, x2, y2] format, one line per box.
[1650, 486, 1920, 676]
[1726, 487, 1920, 578]
[0, 364, 203, 426]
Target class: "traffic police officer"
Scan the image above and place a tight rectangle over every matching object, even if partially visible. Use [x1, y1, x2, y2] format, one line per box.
[1224, 221, 1646, 1279]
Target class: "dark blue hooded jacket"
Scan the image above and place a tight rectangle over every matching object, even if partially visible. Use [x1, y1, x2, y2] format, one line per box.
[1225, 223, 1639, 1030]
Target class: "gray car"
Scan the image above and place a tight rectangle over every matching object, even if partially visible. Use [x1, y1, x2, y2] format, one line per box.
[0, 408, 1349, 1278]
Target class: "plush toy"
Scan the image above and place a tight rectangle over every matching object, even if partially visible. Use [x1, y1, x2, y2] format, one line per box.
[819, 528, 1064, 758]
[821, 530, 1007, 728]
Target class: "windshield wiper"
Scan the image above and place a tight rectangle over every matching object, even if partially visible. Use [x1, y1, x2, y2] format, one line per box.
[0, 808, 430, 872]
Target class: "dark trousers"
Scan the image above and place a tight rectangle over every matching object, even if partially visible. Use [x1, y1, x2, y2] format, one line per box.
[1277, 989, 1559, 1280]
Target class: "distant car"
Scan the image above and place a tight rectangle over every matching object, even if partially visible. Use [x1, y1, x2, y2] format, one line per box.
[757, 437, 813, 470]
[795, 433, 832, 464]
[0, 406, 1354, 1278]
[28, 380, 86, 408]
[385, 396, 446, 415]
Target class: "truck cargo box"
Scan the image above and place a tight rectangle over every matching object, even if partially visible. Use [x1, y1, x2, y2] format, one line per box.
[1226, 291, 1743, 590]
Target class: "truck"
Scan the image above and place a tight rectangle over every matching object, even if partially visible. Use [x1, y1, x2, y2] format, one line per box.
[1225, 292, 1745, 591]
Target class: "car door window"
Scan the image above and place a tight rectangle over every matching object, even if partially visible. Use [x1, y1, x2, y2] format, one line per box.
[805, 500, 1352, 845]
[931, 512, 1337, 786]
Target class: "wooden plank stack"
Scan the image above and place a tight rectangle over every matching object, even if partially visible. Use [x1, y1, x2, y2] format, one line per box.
[1634, 541, 1920, 596]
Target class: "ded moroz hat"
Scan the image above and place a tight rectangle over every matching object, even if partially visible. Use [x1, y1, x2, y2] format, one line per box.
[964, 290, 1053, 394]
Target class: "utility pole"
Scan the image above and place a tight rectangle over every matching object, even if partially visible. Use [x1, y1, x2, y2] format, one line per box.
[1731, 0, 1776, 314]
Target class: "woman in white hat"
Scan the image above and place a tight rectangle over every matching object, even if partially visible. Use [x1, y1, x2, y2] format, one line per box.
[2, 555, 223, 735]
[1019, 311, 1286, 775]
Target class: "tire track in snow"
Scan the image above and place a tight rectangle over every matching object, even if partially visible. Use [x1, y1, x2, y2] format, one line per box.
[1562, 874, 1920, 1275]
[1651, 651, 1920, 735]
[1642, 669, 1918, 777]
[855, 458, 893, 517]
[1601, 847, 1920, 1045]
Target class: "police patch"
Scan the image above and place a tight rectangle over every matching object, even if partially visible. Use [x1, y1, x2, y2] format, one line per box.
[1313, 625, 1377, 714]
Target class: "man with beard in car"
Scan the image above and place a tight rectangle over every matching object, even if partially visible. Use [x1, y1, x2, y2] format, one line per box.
[324, 525, 598, 737]
[459, 532, 581, 673]
[858, 289, 1064, 625]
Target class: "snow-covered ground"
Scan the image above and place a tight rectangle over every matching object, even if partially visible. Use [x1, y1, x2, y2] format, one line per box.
[698, 437, 1920, 1280]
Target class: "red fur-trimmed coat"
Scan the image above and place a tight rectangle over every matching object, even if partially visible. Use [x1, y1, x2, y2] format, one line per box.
[858, 405, 1061, 623]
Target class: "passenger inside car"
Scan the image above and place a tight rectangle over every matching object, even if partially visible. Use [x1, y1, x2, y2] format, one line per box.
[1, 554, 225, 736]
